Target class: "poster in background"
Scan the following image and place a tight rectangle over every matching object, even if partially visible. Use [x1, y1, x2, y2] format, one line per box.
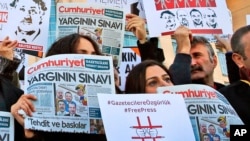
[118, 46, 141, 91]
[0, 0, 51, 58]
[142, 0, 232, 37]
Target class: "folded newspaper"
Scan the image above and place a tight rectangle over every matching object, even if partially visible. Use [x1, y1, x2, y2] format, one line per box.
[157, 84, 244, 141]
[24, 54, 115, 133]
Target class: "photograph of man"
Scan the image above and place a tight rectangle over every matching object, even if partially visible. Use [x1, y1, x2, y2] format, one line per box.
[176, 9, 189, 27]
[9, 0, 48, 43]
[55, 88, 64, 111]
[200, 122, 208, 135]
[202, 133, 210, 141]
[56, 100, 68, 116]
[64, 102, 81, 117]
[64, 91, 76, 112]
[205, 8, 218, 28]
[190, 8, 203, 28]
[160, 10, 176, 30]
[208, 124, 220, 141]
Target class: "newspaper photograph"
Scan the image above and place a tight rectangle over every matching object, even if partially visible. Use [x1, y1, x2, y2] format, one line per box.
[157, 84, 244, 141]
[24, 54, 115, 133]
[56, 3, 125, 66]
[0, 112, 14, 141]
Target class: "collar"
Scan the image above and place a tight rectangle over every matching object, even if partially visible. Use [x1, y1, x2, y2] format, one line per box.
[240, 80, 250, 86]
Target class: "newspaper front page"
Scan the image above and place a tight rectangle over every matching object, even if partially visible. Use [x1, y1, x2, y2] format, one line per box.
[56, 3, 125, 67]
[0, 112, 14, 141]
[157, 84, 244, 141]
[24, 54, 115, 133]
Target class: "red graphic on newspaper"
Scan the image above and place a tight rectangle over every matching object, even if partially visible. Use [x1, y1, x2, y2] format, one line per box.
[131, 116, 164, 141]
[154, 0, 217, 10]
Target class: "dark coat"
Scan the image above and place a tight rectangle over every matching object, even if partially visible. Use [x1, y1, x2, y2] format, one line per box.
[0, 76, 24, 141]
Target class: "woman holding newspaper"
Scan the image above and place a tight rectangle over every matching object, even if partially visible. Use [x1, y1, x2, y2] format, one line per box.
[10, 34, 110, 141]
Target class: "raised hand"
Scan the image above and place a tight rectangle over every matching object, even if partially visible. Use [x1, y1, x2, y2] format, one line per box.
[0, 36, 18, 60]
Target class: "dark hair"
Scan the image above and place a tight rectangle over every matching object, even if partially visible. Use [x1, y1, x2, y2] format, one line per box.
[125, 60, 173, 94]
[190, 9, 202, 16]
[46, 33, 102, 57]
[160, 10, 175, 18]
[207, 8, 216, 17]
[231, 25, 250, 60]
[10, 0, 47, 11]
[191, 36, 215, 62]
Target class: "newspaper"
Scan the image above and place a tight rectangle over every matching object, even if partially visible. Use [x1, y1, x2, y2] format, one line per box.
[0, 112, 14, 141]
[56, 3, 125, 67]
[24, 54, 115, 133]
[157, 84, 244, 141]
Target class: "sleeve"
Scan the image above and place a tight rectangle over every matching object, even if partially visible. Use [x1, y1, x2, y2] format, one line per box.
[0, 56, 21, 80]
[225, 52, 240, 83]
[137, 37, 165, 63]
[169, 53, 192, 85]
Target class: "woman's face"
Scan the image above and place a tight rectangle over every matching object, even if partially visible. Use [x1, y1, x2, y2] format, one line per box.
[145, 65, 173, 93]
[74, 38, 96, 55]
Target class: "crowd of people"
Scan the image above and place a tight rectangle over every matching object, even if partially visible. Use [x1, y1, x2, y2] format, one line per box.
[0, 4, 249, 141]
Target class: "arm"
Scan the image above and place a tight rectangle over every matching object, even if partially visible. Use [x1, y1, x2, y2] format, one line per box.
[169, 26, 192, 85]
[0, 36, 20, 81]
[137, 37, 165, 63]
[126, 14, 165, 63]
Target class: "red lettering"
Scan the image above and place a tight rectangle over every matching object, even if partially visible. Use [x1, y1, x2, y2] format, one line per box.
[154, 0, 217, 10]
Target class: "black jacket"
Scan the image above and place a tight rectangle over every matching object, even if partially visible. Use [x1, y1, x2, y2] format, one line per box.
[0, 76, 24, 141]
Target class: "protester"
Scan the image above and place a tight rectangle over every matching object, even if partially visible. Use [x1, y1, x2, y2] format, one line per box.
[126, 14, 191, 85]
[11, 33, 110, 140]
[127, 14, 231, 89]
[0, 36, 20, 87]
[0, 36, 29, 141]
[218, 25, 250, 125]
[125, 59, 173, 94]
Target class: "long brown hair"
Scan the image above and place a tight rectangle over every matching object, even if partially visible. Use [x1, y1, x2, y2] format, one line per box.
[46, 33, 102, 57]
[125, 60, 173, 94]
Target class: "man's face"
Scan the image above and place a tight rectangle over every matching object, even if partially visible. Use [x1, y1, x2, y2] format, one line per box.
[191, 11, 202, 26]
[16, 1, 42, 31]
[58, 101, 65, 112]
[162, 13, 175, 30]
[177, 10, 188, 26]
[200, 123, 207, 133]
[241, 32, 250, 70]
[203, 135, 210, 141]
[190, 44, 216, 81]
[69, 103, 76, 115]
[57, 90, 63, 99]
[206, 10, 216, 26]
[65, 93, 72, 102]
[208, 126, 216, 135]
